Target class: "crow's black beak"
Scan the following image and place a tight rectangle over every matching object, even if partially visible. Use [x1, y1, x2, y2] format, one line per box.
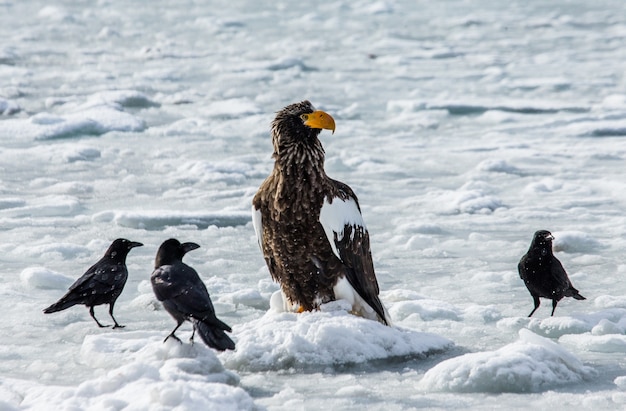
[182, 242, 201, 254]
[129, 241, 144, 249]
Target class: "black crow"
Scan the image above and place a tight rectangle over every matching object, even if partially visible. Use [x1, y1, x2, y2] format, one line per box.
[43, 238, 143, 328]
[518, 230, 586, 317]
[151, 238, 235, 351]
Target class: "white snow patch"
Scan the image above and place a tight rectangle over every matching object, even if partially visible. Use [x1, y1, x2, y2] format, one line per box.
[419, 329, 596, 393]
[389, 299, 461, 322]
[92, 209, 251, 230]
[527, 316, 592, 338]
[560, 333, 626, 353]
[63, 146, 101, 163]
[476, 159, 522, 175]
[430, 184, 504, 215]
[222, 310, 452, 372]
[552, 230, 603, 253]
[0, 97, 20, 115]
[10, 332, 256, 410]
[20, 267, 74, 290]
[416, 97, 588, 115]
[0, 195, 81, 218]
[205, 98, 261, 118]
[84, 90, 160, 109]
[1, 106, 145, 140]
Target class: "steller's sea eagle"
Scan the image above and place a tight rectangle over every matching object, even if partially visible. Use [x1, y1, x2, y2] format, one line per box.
[252, 100, 389, 325]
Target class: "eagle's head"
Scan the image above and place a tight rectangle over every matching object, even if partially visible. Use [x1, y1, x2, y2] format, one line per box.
[270, 100, 335, 157]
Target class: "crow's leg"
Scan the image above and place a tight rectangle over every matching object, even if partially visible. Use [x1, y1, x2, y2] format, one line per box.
[164, 320, 184, 344]
[89, 306, 110, 328]
[528, 296, 541, 317]
[109, 303, 125, 329]
[189, 322, 197, 345]
[551, 299, 558, 316]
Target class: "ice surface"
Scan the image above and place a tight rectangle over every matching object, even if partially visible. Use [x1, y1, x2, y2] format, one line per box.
[2, 0, 626, 409]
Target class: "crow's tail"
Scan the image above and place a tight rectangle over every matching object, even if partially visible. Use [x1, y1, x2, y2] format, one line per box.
[567, 287, 586, 300]
[194, 320, 235, 351]
[43, 295, 79, 314]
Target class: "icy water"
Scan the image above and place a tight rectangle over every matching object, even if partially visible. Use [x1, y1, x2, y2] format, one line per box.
[2, 0, 626, 409]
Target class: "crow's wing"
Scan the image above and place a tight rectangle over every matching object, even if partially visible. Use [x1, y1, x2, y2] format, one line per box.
[550, 256, 573, 292]
[152, 263, 229, 330]
[68, 260, 127, 295]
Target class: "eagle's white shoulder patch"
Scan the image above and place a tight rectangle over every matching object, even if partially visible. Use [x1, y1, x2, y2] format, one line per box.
[251, 205, 263, 249]
[319, 196, 366, 260]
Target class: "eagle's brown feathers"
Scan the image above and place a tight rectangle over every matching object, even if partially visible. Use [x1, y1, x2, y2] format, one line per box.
[252, 100, 388, 324]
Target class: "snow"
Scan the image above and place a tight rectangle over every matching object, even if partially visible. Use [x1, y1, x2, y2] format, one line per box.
[19, 266, 73, 290]
[420, 329, 596, 393]
[16, 333, 257, 411]
[92, 209, 251, 230]
[222, 308, 451, 372]
[2, 0, 626, 409]
[1, 103, 146, 140]
[0, 97, 20, 115]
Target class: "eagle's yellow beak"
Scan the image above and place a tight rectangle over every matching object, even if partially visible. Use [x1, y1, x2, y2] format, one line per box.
[301, 110, 336, 134]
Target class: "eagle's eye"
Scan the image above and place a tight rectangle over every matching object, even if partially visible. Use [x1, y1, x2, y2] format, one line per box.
[300, 114, 309, 122]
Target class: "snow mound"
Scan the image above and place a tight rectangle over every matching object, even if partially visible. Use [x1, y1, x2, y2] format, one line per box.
[419, 329, 596, 393]
[389, 298, 461, 322]
[552, 230, 603, 253]
[63, 146, 101, 163]
[0, 97, 20, 115]
[418, 97, 588, 115]
[222, 309, 453, 372]
[85, 90, 160, 109]
[1, 105, 145, 140]
[0, 46, 19, 65]
[595, 296, 626, 309]
[13, 331, 257, 410]
[92, 209, 251, 230]
[0, 195, 81, 218]
[265, 56, 311, 71]
[20, 267, 73, 290]
[431, 184, 504, 214]
[476, 159, 522, 175]
[561, 118, 626, 137]
[527, 316, 592, 338]
[560, 333, 626, 353]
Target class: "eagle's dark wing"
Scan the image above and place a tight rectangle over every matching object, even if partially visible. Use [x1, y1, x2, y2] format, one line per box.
[319, 182, 388, 325]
